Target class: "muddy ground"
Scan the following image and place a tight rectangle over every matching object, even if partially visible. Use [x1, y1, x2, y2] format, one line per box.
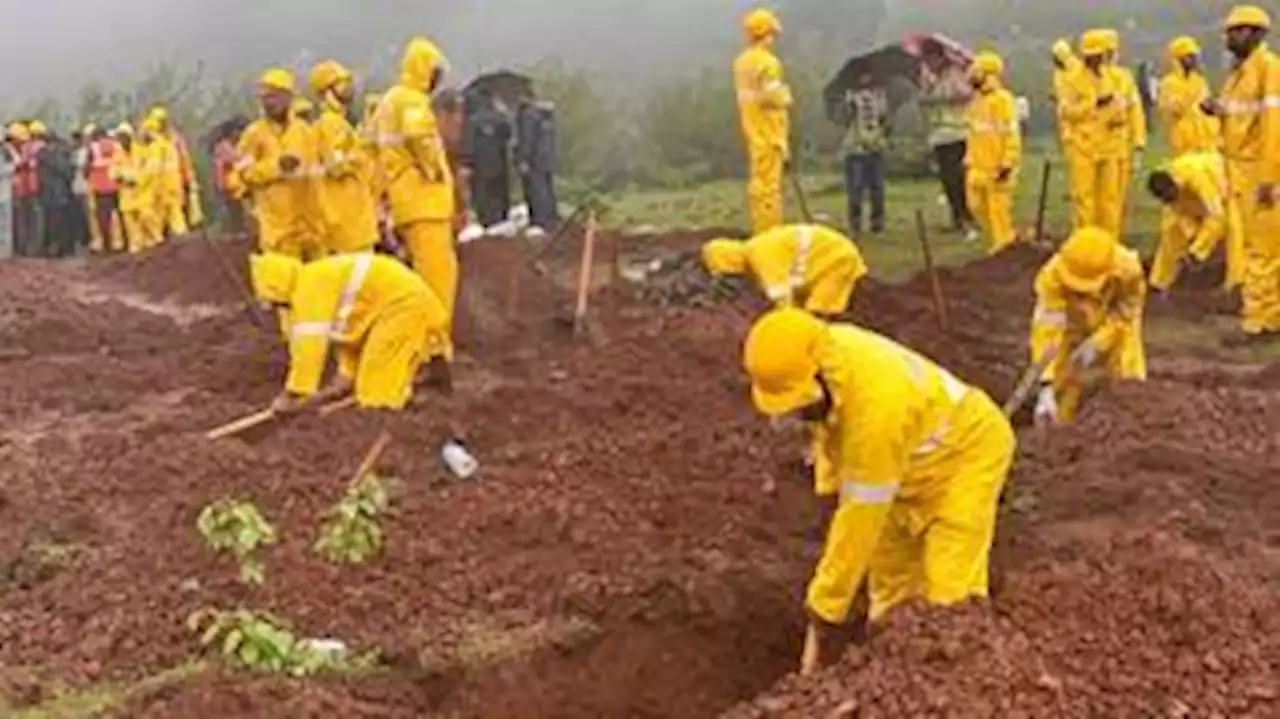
[0, 229, 1275, 718]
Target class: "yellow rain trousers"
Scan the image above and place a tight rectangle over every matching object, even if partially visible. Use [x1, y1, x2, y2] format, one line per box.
[701, 224, 868, 317]
[112, 143, 161, 253]
[965, 80, 1022, 254]
[372, 38, 457, 360]
[281, 253, 448, 409]
[1059, 67, 1121, 232]
[1219, 44, 1280, 335]
[734, 38, 792, 233]
[804, 326, 1016, 624]
[1108, 65, 1147, 237]
[1158, 65, 1218, 158]
[1150, 152, 1244, 292]
[314, 98, 379, 253]
[1030, 248, 1147, 423]
[235, 116, 324, 260]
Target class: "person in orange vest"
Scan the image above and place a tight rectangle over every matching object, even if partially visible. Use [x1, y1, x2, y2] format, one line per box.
[87, 126, 123, 252]
[7, 123, 33, 256]
[14, 121, 46, 257]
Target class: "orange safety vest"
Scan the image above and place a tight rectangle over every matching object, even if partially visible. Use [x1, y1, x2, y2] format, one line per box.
[88, 139, 120, 194]
[212, 139, 236, 193]
[14, 141, 43, 197]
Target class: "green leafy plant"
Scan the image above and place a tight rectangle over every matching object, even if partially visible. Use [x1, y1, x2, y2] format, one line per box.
[187, 608, 381, 676]
[313, 475, 390, 565]
[196, 499, 278, 585]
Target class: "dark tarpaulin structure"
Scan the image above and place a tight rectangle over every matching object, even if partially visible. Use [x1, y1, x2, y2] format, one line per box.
[824, 33, 975, 122]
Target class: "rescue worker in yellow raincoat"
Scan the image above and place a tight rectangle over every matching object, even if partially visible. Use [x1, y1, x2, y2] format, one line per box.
[1061, 32, 1118, 232]
[964, 51, 1022, 254]
[309, 60, 379, 254]
[734, 8, 792, 234]
[701, 224, 868, 319]
[370, 38, 458, 365]
[1030, 227, 1147, 426]
[1051, 40, 1085, 165]
[1203, 5, 1280, 341]
[1146, 152, 1244, 293]
[142, 115, 187, 240]
[1158, 37, 1219, 158]
[742, 307, 1015, 654]
[1100, 29, 1147, 237]
[148, 106, 204, 230]
[234, 68, 324, 260]
[109, 123, 161, 254]
[249, 251, 449, 414]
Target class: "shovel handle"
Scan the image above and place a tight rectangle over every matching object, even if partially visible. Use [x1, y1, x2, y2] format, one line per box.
[205, 408, 277, 440]
[799, 622, 822, 676]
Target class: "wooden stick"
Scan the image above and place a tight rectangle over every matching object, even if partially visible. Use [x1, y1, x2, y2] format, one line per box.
[348, 430, 393, 490]
[205, 408, 276, 440]
[789, 166, 814, 223]
[799, 622, 822, 676]
[573, 213, 598, 334]
[319, 395, 357, 417]
[914, 209, 951, 333]
[1033, 159, 1053, 246]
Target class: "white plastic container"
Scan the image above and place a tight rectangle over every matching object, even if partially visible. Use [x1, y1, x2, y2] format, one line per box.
[441, 439, 479, 480]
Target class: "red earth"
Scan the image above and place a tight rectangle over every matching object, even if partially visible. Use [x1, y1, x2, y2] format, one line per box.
[0, 230, 1275, 717]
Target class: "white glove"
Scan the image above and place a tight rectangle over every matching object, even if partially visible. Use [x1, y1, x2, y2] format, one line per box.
[1073, 339, 1099, 369]
[458, 223, 485, 244]
[1034, 385, 1058, 427]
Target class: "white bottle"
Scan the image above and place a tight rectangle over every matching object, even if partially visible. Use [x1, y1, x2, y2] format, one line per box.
[441, 439, 479, 480]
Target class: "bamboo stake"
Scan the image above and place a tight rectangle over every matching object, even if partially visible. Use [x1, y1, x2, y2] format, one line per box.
[914, 209, 951, 333]
[573, 213, 598, 335]
[319, 396, 357, 417]
[348, 430, 393, 490]
[1033, 159, 1053, 247]
[799, 622, 822, 676]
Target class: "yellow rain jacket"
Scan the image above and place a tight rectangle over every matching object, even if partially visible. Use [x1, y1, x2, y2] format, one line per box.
[1031, 236, 1147, 423]
[1102, 64, 1146, 160]
[964, 62, 1022, 254]
[371, 39, 455, 227]
[746, 316, 1015, 624]
[1158, 42, 1218, 157]
[1151, 152, 1244, 291]
[235, 116, 323, 258]
[145, 124, 188, 236]
[250, 252, 448, 410]
[1219, 41, 1280, 335]
[701, 224, 868, 316]
[111, 137, 161, 253]
[314, 96, 379, 253]
[1052, 42, 1087, 150]
[734, 15, 792, 234]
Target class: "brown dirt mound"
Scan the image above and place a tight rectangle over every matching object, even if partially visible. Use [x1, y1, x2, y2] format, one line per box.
[2, 231, 1277, 718]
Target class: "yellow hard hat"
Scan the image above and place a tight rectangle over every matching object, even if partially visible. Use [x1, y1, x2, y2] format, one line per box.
[742, 307, 828, 417]
[258, 67, 297, 94]
[1099, 29, 1120, 53]
[743, 8, 782, 41]
[1079, 29, 1110, 57]
[972, 51, 1004, 77]
[291, 97, 315, 116]
[1169, 36, 1201, 58]
[148, 106, 169, 122]
[1051, 39, 1074, 62]
[29, 120, 47, 137]
[115, 122, 135, 136]
[701, 239, 749, 276]
[1055, 227, 1119, 295]
[309, 59, 352, 95]
[1225, 5, 1271, 31]
[82, 122, 98, 136]
[8, 122, 30, 142]
[249, 253, 303, 305]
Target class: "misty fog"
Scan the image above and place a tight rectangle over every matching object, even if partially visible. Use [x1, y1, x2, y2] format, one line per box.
[0, 0, 1243, 107]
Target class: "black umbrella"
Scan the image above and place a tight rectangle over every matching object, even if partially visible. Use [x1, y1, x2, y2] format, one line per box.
[823, 45, 922, 122]
[463, 70, 534, 107]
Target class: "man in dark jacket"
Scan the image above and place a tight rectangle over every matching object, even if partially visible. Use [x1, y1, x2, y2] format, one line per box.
[463, 93, 513, 229]
[515, 98, 559, 236]
[36, 132, 77, 258]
